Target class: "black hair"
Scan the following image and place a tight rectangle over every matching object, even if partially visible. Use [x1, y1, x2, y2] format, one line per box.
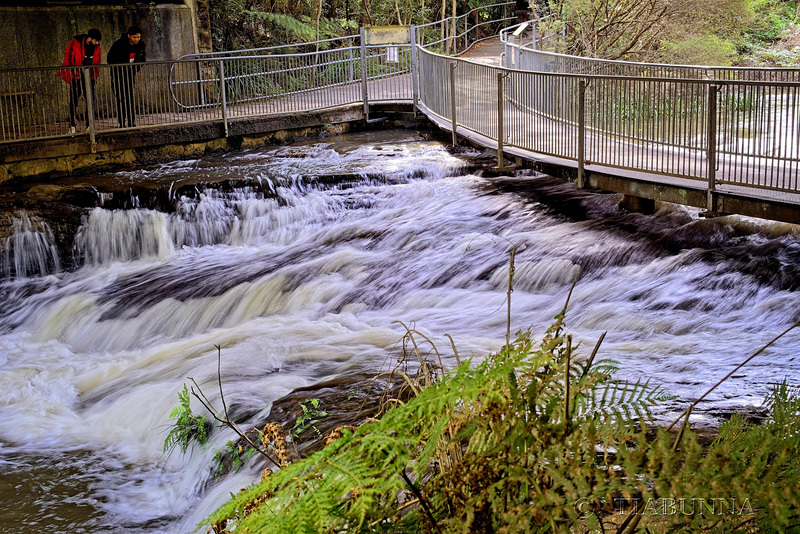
[127, 25, 142, 36]
[87, 28, 101, 41]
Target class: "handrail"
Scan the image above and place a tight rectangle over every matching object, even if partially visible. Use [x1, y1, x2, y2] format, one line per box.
[175, 34, 360, 61]
[3, 4, 800, 215]
[414, 40, 800, 208]
[166, 2, 513, 111]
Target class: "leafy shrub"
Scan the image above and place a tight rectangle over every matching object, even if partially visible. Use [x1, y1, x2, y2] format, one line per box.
[659, 35, 737, 66]
[164, 384, 211, 454]
[204, 306, 800, 533]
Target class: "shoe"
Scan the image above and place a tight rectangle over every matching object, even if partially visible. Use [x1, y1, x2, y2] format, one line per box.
[69, 126, 76, 134]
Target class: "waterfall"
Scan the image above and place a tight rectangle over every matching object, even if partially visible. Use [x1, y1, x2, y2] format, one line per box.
[1, 211, 61, 279]
[0, 131, 798, 534]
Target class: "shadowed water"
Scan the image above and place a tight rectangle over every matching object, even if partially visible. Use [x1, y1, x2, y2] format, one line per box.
[0, 130, 798, 533]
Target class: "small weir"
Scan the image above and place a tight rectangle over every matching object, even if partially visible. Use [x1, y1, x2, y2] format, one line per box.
[0, 130, 798, 533]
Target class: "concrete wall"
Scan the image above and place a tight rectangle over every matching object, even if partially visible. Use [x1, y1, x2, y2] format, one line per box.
[0, 2, 199, 70]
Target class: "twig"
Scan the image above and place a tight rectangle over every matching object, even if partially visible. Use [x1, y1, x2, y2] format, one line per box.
[445, 333, 461, 366]
[506, 244, 517, 351]
[393, 320, 431, 387]
[188, 347, 282, 469]
[581, 331, 606, 379]
[565, 335, 572, 433]
[215, 344, 229, 419]
[562, 270, 581, 314]
[400, 470, 442, 534]
[667, 317, 800, 434]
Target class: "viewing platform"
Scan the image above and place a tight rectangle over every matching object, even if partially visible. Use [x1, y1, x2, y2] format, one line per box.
[2, 3, 800, 224]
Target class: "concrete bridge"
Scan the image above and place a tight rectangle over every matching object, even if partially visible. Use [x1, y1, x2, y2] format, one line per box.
[2, 3, 800, 224]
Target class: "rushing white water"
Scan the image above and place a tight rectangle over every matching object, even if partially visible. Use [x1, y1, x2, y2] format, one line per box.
[1, 212, 62, 279]
[0, 130, 798, 533]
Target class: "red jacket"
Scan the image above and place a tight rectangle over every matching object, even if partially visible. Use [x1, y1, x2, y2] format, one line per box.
[58, 35, 102, 83]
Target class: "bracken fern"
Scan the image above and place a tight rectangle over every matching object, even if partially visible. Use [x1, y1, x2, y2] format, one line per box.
[204, 308, 800, 534]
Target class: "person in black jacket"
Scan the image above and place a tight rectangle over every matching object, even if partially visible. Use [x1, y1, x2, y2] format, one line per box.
[107, 26, 146, 128]
[515, 0, 530, 24]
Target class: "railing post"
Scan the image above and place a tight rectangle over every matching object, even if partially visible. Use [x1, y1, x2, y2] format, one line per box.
[494, 72, 515, 171]
[196, 61, 207, 108]
[450, 61, 458, 146]
[410, 25, 419, 112]
[706, 84, 718, 212]
[219, 59, 229, 137]
[360, 26, 369, 119]
[348, 38, 355, 83]
[82, 67, 97, 152]
[497, 72, 505, 166]
[577, 79, 587, 188]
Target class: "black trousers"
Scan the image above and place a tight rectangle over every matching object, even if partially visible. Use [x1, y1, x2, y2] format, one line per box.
[68, 75, 94, 128]
[112, 68, 137, 128]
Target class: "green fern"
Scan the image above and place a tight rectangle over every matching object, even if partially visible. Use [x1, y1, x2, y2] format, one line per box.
[164, 384, 211, 454]
[204, 315, 800, 534]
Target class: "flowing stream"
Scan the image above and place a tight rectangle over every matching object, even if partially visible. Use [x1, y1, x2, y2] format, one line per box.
[0, 130, 798, 533]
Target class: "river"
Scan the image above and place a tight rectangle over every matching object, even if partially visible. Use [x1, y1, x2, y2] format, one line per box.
[0, 129, 798, 533]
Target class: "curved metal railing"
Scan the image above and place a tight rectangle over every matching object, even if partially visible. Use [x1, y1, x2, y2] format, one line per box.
[415, 23, 800, 203]
[2, 5, 799, 212]
[166, 2, 515, 111]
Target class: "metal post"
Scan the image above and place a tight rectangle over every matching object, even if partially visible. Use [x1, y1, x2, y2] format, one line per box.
[497, 72, 505, 166]
[577, 79, 587, 188]
[219, 60, 229, 137]
[348, 38, 355, 83]
[82, 68, 96, 152]
[410, 25, 419, 112]
[450, 61, 457, 146]
[197, 61, 207, 108]
[706, 84, 718, 212]
[494, 72, 515, 171]
[360, 27, 369, 119]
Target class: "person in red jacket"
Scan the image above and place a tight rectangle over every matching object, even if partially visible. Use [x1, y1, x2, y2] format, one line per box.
[58, 28, 102, 134]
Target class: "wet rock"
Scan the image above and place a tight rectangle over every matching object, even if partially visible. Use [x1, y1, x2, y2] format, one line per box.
[210, 372, 414, 482]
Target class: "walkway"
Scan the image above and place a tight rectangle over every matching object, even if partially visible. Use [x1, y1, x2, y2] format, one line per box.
[419, 38, 800, 223]
[3, 8, 800, 224]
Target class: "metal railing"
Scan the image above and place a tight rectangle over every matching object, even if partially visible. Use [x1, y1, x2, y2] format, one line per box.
[3, 5, 799, 207]
[0, 2, 513, 146]
[415, 43, 800, 203]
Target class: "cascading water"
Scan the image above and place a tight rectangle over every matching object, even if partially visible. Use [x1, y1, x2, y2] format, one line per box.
[1, 211, 61, 279]
[0, 130, 798, 533]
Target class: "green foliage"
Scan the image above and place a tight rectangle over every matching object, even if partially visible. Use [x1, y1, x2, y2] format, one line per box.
[164, 384, 211, 454]
[213, 440, 257, 480]
[204, 307, 800, 533]
[210, 0, 359, 52]
[293, 398, 329, 437]
[745, 0, 797, 43]
[204, 310, 663, 533]
[659, 35, 737, 66]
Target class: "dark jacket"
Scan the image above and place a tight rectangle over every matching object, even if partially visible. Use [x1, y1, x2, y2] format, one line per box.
[107, 33, 146, 72]
[58, 34, 102, 82]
